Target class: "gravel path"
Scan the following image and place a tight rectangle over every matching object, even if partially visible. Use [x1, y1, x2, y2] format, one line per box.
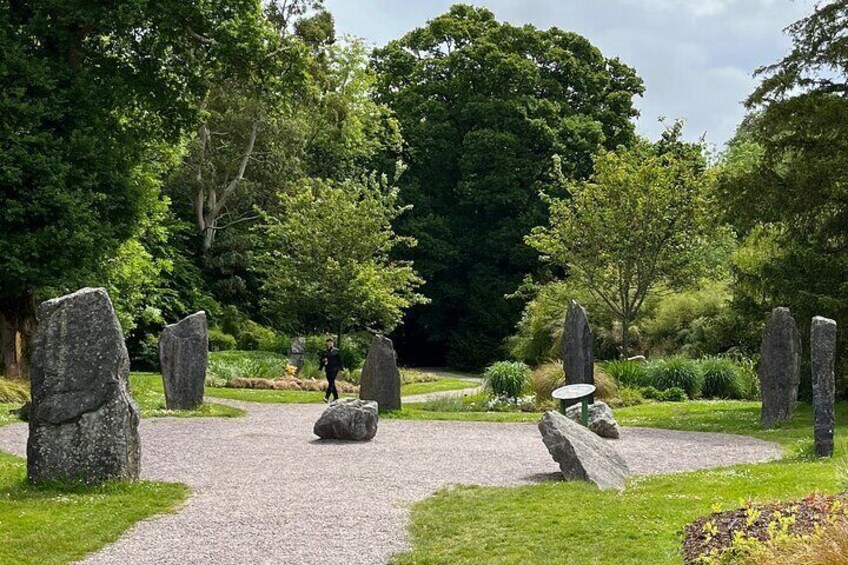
[0, 403, 782, 565]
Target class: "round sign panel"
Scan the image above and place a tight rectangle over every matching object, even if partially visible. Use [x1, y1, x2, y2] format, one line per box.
[552, 383, 596, 401]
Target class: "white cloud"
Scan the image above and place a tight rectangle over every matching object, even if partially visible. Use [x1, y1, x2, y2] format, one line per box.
[324, 0, 814, 146]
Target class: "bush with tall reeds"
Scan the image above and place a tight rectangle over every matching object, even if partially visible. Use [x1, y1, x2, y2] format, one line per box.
[484, 361, 530, 399]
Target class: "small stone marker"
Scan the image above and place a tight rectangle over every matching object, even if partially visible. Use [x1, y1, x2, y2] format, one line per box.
[562, 300, 594, 405]
[538, 410, 629, 491]
[564, 401, 620, 439]
[27, 288, 140, 484]
[289, 336, 306, 374]
[811, 316, 836, 458]
[160, 311, 208, 410]
[313, 399, 379, 441]
[759, 307, 801, 429]
[359, 335, 402, 412]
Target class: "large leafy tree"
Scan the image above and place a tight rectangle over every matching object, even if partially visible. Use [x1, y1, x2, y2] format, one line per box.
[717, 1, 848, 395]
[528, 130, 716, 355]
[254, 175, 427, 342]
[371, 4, 644, 368]
[0, 0, 272, 377]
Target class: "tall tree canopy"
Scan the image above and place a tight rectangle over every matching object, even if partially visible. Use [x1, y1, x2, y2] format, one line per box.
[717, 0, 848, 392]
[0, 0, 272, 376]
[371, 4, 644, 369]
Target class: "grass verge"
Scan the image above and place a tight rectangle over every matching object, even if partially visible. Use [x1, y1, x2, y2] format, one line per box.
[401, 378, 478, 396]
[130, 373, 244, 418]
[0, 451, 188, 565]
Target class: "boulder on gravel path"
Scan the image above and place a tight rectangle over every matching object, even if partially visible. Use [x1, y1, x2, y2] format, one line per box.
[27, 288, 140, 484]
[313, 399, 379, 441]
[564, 401, 621, 439]
[539, 410, 629, 490]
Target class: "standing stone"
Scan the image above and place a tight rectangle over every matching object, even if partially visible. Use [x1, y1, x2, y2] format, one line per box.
[159, 312, 208, 410]
[359, 335, 402, 412]
[27, 288, 140, 484]
[759, 307, 801, 429]
[289, 337, 306, 375]
[811, 316, 836, 458]
[563, 300, 594, 405]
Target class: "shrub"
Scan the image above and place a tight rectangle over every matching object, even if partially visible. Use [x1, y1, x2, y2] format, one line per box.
[608, 386, 645, 408]
[529, 362, 564, 402]
[658, 386, 687, 402]
[699, 356, 745, 399]
[209, 328, 237, 351]
[639, 386, 662, 400]
[237, 321, 277, 351]
[206, 350, 287, 385]
[483, 361, 530, 399]
[643, 357, 702, 398]
[604, 360, 645, 387]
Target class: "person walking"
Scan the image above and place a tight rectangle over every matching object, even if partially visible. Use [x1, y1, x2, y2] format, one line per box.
[318, 338, 342, 403]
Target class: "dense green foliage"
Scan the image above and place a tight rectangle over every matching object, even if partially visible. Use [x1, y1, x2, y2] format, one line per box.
[372, 4, 644, 369]
[715, 0, 848, 397]
[528, 127, 720, 356]
[255, 175, 426, 341]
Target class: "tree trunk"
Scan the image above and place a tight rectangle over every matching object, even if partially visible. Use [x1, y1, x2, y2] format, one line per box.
[0, 291, 35, 380]
[620, 313, 630, 358]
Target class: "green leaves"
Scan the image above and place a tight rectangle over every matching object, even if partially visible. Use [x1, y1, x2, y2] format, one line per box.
[254, 174, 427, 336]
[371, 5, 644, 367]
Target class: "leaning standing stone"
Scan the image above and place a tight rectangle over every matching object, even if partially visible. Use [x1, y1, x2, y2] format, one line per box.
[563, 300, 594, 404]
[811, 316, 836, 458]
[758, 307, 801, 428]
[359, 335, 402, 412]
[27, 288, 140, 484]
[159, 311, 208, 410]
[538, 410, 629, 491]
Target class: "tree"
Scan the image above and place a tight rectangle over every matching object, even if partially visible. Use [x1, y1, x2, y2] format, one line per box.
[371, 4, 644, 368]
[254, 175, 427, 343]
[528, 133, 715, 355]
[0, 0, 273, 377]
[717, 0, 848, 396]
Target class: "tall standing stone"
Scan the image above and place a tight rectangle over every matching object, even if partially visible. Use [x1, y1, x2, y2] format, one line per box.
[289, 337, 306, 375]
[563, 300, 594, 404]
[759, 307, 801, 429]
[27, 288, 140, 484]
[811, 316, 836, 458]
[159, 312, 208, 410]
[359, 335, 402, 412]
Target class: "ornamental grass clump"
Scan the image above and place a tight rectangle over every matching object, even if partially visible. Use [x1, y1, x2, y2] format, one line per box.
[529, 362, 564, 402]
[603, 360, 645, 388]
[643, 356, 702, 399]
[484, 361, 530, 399]
[699, 356, 746, 399]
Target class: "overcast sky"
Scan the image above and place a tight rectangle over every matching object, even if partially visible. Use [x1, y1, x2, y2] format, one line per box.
[324, 0, 814, 148]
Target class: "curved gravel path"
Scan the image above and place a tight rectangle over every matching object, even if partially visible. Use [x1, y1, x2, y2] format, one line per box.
[0, 403, 781, 565]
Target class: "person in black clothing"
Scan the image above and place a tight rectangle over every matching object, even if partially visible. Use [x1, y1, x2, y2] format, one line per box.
[318, 338, 342, 403]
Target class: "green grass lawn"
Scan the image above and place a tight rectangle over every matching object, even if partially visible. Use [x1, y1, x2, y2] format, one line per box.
[393, 400, 847, 565]
[130, 373, 244, 418]
[401, 377, 478, 396]
[205, 386, 349, 404]
[384, 407, 540, 423]
[0, 451, 188, 565]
